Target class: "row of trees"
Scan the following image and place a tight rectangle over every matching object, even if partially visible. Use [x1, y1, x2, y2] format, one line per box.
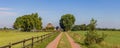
[72, 24, 87, 31]
[72, 24, 120, 31]
[96, 28, 120, 31]
[13, 13, 119, 32]
[13, 13, 76, 32]
[0, 27, 13, 30]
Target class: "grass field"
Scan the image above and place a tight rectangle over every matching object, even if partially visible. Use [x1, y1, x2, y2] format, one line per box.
[0, 30, 50, 48]
[68, 31, 120, 48]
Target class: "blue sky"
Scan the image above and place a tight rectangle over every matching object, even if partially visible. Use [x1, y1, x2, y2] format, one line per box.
[0, 0, 120, 28]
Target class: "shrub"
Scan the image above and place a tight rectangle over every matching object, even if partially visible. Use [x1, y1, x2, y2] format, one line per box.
[84, 18, 106, 47]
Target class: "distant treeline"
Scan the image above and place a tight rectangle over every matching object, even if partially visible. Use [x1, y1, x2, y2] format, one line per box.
[72, 24, 120, 31]
[96, 28, 120, 31]
[0, 27, 13, 30]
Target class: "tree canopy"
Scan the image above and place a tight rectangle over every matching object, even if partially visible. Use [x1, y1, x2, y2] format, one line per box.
[13, 13, 42, 32]
[59, 14, 75, 31]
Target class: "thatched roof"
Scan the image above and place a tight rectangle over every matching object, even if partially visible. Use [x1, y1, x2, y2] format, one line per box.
[46, 23, 54, 28]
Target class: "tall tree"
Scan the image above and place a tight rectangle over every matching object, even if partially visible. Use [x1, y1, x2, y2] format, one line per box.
[59, 14, 75, 31]
[13, 13, 42, 32]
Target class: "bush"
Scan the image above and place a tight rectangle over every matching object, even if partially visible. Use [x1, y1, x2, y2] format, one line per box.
[84, 18, 107, 47]
[84, 32, 106, 45]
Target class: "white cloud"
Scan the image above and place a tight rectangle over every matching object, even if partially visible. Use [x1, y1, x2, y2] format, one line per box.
[0, 8, 12, 10]
[0, 8, 16, 16]
[0, 11, 17, 16]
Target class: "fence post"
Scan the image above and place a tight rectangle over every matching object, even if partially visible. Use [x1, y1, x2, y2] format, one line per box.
[44, 34, 46, 39]
[23, 39, 25, 48]
[36, 36, 39, 42]
[31, 37, 34, 48]
[48, 33, 51, 37]
[41, 35, 43, 42]
[9, 43, 12, 48]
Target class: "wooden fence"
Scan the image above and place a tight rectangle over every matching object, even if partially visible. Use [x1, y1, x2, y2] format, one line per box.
[0, 32, 58, 48]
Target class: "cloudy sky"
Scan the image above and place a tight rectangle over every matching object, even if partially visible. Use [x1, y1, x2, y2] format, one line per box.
[0, 0, 120, 28]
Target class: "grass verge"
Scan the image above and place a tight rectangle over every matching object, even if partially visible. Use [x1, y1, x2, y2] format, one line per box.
[34, 32, 60, 48]
[68, 32, 87, 48]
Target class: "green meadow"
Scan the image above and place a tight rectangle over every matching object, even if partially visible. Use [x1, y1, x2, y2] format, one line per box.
[0, 30, 50, 47]
[68, 31, 120, 48]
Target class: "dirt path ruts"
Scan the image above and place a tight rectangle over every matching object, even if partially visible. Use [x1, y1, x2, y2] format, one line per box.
[46, 32, 81, 48]
[46, 32, 62, 48]
[65, 32, 81, 48]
